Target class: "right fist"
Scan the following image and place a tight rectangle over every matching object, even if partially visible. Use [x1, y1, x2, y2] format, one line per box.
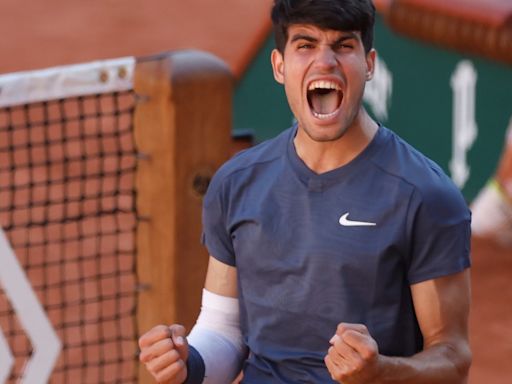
[139, 324, 189, 384]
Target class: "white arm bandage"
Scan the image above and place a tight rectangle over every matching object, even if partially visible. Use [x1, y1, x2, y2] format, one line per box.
[187, 289, 247, 384]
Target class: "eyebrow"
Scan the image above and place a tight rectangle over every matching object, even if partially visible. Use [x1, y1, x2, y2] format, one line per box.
[290, 34, 318, 44]
[290, 31, 359, 45]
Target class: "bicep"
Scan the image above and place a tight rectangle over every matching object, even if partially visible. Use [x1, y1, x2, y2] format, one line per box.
[204, 255, 238, 298]
[411, 269, 471, 348]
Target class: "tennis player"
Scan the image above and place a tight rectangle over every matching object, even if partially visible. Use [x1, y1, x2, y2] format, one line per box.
[139, 0, 472, 383]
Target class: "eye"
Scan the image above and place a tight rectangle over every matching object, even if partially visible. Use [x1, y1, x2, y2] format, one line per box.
[336, 42, 354, 51]
[298, 43, 314, 50]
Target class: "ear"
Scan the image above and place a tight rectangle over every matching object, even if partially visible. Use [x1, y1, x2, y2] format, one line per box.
[271, 49, 285, 85]
[365, 49, 377, 81]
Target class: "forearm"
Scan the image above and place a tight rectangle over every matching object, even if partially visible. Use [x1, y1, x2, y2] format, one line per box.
[186, 289, 247, 384]
[377, 341, 471, 384]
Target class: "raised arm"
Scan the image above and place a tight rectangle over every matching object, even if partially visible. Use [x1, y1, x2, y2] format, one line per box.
[139, 256, 244, 384]
[325, 269, 472, 383]
[379, 269, 471, 382]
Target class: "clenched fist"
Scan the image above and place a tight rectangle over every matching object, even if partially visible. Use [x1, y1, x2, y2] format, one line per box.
[139, 324, 189, 384]
[324, 323, 381, 384]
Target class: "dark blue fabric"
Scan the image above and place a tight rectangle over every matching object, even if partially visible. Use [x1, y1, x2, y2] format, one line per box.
[201, 125, 471, 383]
[183, 345, 205, 384]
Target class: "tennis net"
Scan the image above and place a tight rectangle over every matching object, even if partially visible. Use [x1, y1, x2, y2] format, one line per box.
[0, 51, 236, 384]
[0, 57, 139, 383]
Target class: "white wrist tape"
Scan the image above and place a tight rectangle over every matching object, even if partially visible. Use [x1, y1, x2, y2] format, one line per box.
[187, 289, 246, 384]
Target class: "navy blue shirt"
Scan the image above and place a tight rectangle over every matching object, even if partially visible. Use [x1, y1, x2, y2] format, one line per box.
[201, 125, 471, 383]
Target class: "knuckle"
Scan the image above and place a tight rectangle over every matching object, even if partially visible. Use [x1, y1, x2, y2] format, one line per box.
[147, 364, 158, 377]
[167, 348, 180, 361]
[155, 325, 170, 336]
[366, 348, 378, 360]
[139, 325, 168, 348]
[345, 329, 357, 338]
[138, 333, 151, 348]
[176, 359, 186, 370]
[352, 360, 364, 373]
[163, 337, 174, 350]
[170, 323, 186, 336]
[334, 371, 346, 381]
[361, 345, 378, 361]
[336, 323, 346, 334]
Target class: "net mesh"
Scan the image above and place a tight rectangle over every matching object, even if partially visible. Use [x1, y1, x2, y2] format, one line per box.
[0, 91, 139, 383]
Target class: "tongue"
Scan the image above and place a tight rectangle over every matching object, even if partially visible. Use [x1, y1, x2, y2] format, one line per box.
[311, 90, 340, 115]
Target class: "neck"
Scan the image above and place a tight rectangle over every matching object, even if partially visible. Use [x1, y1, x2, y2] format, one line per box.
[294, 111, 378, 174]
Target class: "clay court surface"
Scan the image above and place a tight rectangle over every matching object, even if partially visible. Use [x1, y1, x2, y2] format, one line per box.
[0, 1, 511, 383]
[469, 237, 512, 384]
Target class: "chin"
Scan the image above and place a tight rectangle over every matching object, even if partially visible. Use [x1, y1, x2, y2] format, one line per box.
[305, 125, 348, 142]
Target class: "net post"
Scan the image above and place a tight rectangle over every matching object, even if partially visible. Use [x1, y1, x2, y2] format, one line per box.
[133, 50, 234, 382]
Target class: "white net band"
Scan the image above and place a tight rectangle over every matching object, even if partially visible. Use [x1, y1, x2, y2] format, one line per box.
[0, 57, 135, 108]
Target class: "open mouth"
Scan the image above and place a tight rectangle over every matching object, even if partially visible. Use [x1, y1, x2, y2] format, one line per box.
[307, 80, 343, 120]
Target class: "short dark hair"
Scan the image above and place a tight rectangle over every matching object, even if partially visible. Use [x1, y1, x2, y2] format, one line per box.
[271, 0, 376, 53]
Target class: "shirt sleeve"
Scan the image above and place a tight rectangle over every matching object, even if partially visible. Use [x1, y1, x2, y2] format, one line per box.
[406, 184, 471, 284]
[201, 172, 236, 266]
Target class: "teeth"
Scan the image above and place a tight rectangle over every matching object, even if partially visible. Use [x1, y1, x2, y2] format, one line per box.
[313, 110, 338, 120]
[308, 80, 341, 91]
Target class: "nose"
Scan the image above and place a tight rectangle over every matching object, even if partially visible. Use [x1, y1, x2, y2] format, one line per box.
[314, 46, 338, 70]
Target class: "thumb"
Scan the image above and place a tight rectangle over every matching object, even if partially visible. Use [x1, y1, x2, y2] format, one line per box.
[169, 324, 189, 361]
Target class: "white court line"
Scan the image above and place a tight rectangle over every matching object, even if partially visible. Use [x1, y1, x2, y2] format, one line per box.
[0, 228, 61, 383]
[0, 328, 14, 384]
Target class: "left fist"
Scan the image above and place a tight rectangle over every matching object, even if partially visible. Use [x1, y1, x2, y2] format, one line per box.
[324, 323, 381, 383]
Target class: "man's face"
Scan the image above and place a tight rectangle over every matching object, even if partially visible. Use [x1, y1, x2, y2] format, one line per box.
[271, 24, 375, 142]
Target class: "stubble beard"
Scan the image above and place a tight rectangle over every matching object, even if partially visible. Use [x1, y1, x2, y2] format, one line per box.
[300, 107, 359, 143]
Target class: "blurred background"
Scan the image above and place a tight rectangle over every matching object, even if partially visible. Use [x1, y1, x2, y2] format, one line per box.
[0, 0, 511, 383]
[1, 0, 511, 201]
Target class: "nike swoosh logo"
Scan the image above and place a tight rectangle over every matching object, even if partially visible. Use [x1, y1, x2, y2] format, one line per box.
[339, 213, 376, 227]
